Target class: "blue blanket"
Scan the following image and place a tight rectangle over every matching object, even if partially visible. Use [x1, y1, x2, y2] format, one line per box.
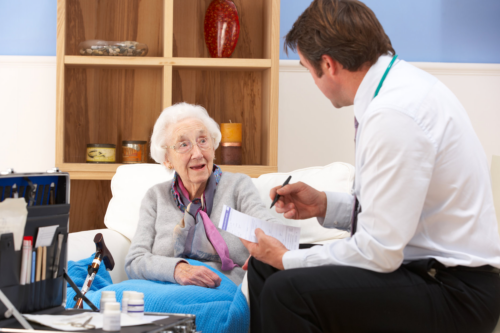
[66, 255, 249, 333]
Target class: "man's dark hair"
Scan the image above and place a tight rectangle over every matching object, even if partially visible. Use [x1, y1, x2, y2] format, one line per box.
[284, 0, 395, 77]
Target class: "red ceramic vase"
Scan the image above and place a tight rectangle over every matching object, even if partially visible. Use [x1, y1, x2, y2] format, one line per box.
[204, 0, 240, 58]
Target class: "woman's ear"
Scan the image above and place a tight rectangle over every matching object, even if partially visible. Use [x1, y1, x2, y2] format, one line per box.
[163, 160, 174, 170]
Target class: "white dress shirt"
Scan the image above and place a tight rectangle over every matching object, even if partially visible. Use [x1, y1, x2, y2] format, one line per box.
[283, 55, 500, 272]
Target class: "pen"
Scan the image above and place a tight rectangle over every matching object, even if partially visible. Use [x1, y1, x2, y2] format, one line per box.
[20, 238, 31, 285]
[12, 184, 18, 198]
[41, 246, 47, 280]
[28, 184, 37, 206]
[270, 176, 292, 209]
[31, 250, 36, 283]
[49, 182, 55, 205]
[52, 234, 64, 278]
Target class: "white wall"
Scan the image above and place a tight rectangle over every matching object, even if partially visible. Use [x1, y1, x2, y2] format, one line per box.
[278, 60, 500, 172]
[1, 56, 499, 174]
[0, 56, 56, 173]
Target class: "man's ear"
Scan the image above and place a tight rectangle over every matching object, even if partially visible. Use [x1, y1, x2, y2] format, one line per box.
[322, 54, 339, 77]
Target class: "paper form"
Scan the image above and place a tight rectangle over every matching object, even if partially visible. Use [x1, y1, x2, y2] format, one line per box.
[0, 198, 28, 250]
[219, 205, 301, 250]
[34, 225, 58, 248]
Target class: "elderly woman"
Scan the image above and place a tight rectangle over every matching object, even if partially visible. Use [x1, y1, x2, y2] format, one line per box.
[125, 102, 279, 287]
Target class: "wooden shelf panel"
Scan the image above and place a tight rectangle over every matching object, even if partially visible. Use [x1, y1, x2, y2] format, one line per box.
[173, 0, 265, 59]
[65, 0, 164, 57]
[64, 66, 163, 164]
[57, 163, 277, 180]
[173, 68, 265, 165]
[65, 56, 271, 70]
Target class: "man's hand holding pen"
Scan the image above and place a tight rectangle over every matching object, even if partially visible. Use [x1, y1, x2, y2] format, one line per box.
[270, 181, 328, 220]
[241, 181, 328, 271]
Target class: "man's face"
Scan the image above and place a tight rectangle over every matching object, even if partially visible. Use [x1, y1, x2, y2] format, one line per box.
[298, 49, 351, 109]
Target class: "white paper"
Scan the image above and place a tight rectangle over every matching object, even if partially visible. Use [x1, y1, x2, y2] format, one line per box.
[219, 205, 301, 250]
[23, 313, 169, 331]
[34, 225, 58, 248]
[0, 198, 28, 250]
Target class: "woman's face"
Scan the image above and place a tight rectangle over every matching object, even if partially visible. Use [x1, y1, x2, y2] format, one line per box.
[164, 118, 215, 192]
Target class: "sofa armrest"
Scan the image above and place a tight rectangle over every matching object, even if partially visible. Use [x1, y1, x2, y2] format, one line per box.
[68, 228, 131, 284]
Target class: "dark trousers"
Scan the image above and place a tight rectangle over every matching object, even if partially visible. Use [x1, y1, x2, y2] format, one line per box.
[248, 245, 500, 333]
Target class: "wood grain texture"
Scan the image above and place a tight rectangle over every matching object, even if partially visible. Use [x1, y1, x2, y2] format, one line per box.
[173, 0, 264, 59]
[56, 0, 67, 166]
[64, 67, 162, 163]
[164, 0, 174, 58]
[261, 0, 280, 166]
[163, 66, 173, 109]
[65, 0, 164, 57]
[173, 69, 263, 165]
[69, 180, 112, 233]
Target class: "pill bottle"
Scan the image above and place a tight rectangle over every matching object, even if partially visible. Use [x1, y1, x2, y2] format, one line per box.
[103, 302, 121, 331]
[127, 292, 145, 318]
[100, 291, 116, 313]
[121, 291, 133, 314]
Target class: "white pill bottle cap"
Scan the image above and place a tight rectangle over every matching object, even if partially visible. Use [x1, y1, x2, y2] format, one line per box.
[104, 302, 120, 312]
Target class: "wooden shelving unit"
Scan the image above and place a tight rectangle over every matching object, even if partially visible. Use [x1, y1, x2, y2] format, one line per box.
[56, 0, 280, 232]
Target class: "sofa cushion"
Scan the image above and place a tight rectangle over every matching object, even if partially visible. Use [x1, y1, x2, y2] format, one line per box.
[105, 162, 354, 244]
[104, 164, 175, 240]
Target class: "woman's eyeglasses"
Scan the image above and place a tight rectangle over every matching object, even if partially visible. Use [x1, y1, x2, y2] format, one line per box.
[162, 137, 213, 154]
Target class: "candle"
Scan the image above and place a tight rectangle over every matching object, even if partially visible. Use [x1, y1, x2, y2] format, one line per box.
[220, 122, 242, 165]
[221, 123, 242, 143]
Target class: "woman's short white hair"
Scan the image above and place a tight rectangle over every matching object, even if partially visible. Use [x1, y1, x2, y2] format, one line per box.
[150, 102, 222, 164]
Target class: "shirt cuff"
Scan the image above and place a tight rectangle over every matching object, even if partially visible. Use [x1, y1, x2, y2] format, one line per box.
[317, 191, 354, 231]
[282, 250, 306, 270]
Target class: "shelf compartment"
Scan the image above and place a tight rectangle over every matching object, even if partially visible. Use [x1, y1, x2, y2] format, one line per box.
[63, 66, 163, 164]
[172, 68, 267, 166]
[65, 0, 164, 57]
[173, 0, 266, 59]
[64, 56, 271, 70]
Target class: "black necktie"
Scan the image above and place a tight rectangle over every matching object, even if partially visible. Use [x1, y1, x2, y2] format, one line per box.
[351, 118, 360, 236]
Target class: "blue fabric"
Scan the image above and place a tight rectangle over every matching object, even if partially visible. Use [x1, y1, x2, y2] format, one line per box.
[66, 256, 249, 333]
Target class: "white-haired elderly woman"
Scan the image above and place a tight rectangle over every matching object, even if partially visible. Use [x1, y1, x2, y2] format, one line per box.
[125, 102, 279, 287]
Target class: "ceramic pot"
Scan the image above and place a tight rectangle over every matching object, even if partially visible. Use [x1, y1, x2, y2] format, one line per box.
[204, 0, 240, 58]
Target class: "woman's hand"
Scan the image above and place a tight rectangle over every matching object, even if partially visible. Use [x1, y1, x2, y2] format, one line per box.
[270, 181, 327, 220]
[174, 262, 222, 288]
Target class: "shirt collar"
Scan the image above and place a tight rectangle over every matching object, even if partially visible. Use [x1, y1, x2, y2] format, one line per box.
[353, 54, 396, 123]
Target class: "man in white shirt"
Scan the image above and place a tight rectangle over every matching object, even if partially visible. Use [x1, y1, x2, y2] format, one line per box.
[241, 1, 500, 332]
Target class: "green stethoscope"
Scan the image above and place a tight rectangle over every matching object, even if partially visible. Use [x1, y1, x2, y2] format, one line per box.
[373, 54, 398, 98]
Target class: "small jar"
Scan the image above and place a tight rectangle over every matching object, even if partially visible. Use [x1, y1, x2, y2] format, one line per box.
[127, 292, 144, 318]
[100, 291, 116, 313]
[103, 302, 121, 332]
[122, 141, 147, 163]
[121, 291, 133, 314]
[87, 144, 116, 163]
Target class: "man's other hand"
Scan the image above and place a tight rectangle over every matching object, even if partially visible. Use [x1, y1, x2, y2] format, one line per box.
[240, 229, 288, 270]
[270, 181, 327, 219]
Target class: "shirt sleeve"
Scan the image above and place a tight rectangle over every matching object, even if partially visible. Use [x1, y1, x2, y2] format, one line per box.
[283, 109, 436, 272]
[317, 191, 354, 231]
[124, 189, 185, 283]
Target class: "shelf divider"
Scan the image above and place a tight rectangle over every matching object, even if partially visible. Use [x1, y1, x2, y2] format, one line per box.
[164, 0, 174, 58]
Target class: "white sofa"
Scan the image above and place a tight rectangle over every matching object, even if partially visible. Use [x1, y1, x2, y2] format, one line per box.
[67, 160, 500, 332]
[67, 162, 355, 284]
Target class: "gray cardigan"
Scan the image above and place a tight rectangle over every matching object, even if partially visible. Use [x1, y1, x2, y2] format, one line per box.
[125, 172, 280, 285]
